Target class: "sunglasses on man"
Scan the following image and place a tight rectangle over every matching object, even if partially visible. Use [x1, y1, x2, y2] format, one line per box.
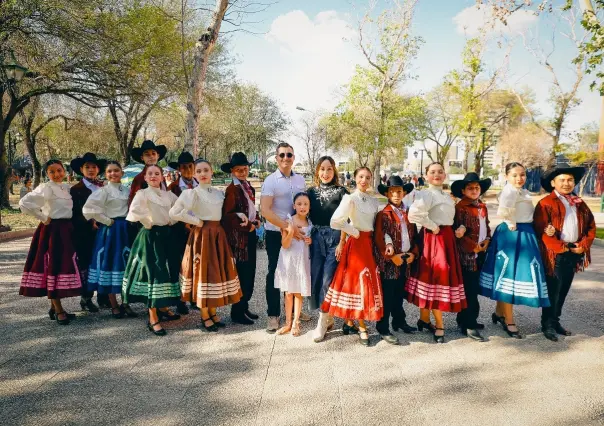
[278, 152, 293, 159]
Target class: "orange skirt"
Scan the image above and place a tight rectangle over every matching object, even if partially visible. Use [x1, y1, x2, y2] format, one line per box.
[321, 231, 383, 321]
[180, 221, 242, 308]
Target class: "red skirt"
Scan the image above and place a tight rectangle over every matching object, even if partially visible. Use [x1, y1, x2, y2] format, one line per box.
[20, 219, 82, 299]
[321, 231, 383, 321]
[405, 226, 466, 312]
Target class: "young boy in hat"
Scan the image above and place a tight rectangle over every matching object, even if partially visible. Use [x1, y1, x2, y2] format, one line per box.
[167, 152, 198, 314]
[221, 152, 260, 325]
[128, 140, 168, 207]
[451, 172, 492, 342]
[534, 164, 596, 341]
[168, 152, 198, 196]
[374, 176, 419, 345]
[70, 153, 107, 312]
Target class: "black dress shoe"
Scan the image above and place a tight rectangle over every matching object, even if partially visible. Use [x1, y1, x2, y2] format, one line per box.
[176, 301, 189, 315]
[111, 306, 125, 319]
[245, 310, 259, 320]
[503, 322, 523, 339]
[189, 303, 200, 311]
[121, 304, 138, 318]
[475, 323, 485, 330]
[433, 327, 445, 343]
[200, 317, 219, 332]
[54, 310, 71, 325]
[80, 299, 99, 313]
[157, 309, 181, 322]
[554, 324, 572, 336]
[48, 308, 76, 320]
[210, 315, 226, 328]
[417, 319, 436, 333]
[392, 320, 417, 334]
[463, 328, 486, 342]
[342, 323, 359, 335]
[380, 333, 399, 345]
[543, 327, 559, 342]
[147, 321, 166, 336]
[232, 315, 254, 325]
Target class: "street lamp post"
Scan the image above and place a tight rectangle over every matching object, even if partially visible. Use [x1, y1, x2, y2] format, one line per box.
[414, 149, 425, 177]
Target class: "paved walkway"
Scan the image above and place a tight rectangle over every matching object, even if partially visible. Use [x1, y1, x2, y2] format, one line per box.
[1, 237, 603, 426]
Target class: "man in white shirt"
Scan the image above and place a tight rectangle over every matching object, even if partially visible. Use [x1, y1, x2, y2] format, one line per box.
[260, 143, 306, 332]
[534, 165, 596, 342]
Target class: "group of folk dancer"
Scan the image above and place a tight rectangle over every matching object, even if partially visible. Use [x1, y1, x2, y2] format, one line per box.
[18, 140, 596, 343]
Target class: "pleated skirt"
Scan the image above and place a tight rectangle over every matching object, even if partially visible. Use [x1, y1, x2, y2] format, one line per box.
[405, 226, 467, 312]
[20, 219, 82, 299]
[87, 218, 130, 295]
[479, 222, 550, 308]
[321, 231, 383, 321]
[121, 225, 181, 308]
[180, 221, 242, 308]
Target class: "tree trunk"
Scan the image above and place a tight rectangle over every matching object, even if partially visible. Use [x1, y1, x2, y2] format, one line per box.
[184, 0, 229, 155]
[373, 155, 382, 189]
[0, 127, 10, 208]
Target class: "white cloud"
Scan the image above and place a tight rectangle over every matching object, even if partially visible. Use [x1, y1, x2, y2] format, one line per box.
[453, 5, 537, 36]
[262, 10, 361, 112]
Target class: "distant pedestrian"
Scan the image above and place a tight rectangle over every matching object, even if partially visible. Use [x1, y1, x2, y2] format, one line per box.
[20, 178, 32, 199]
[345, 171, 351, 187]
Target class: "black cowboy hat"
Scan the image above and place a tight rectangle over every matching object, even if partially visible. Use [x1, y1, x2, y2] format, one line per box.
[168, 152, 195, 170]
[70, 153, 107, 176]
[220, 152, 255, 173]
[540, 164, 585, 193]
[131, 140, 167, 163]
[377, 175, 414, 197]
[451, 172, 492, 199]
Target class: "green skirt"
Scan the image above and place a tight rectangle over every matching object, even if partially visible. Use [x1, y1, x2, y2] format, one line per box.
[122, 225, 181, 308]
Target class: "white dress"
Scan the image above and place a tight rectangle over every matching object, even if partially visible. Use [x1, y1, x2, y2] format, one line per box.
[274, 217, 312, 296]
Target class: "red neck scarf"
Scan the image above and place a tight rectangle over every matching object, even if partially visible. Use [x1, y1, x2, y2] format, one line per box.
[561, 193, 583, 206]
[241, 180, 255, 203]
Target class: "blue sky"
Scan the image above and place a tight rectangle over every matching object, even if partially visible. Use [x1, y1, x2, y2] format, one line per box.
[226, 0, 600, 151]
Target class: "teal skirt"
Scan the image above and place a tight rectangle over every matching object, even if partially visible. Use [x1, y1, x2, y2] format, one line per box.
[122, 225, 181, 308]
[479, 223, 550, 308]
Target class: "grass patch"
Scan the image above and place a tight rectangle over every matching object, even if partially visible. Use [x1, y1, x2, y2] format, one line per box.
[1, 208, 40, 231]
[597, 228, 604, 240]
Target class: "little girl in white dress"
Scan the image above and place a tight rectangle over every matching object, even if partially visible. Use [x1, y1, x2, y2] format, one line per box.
[274, 192, 312, 336]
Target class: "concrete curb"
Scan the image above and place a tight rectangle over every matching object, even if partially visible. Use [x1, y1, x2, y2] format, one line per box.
[0, 228, 36, 243]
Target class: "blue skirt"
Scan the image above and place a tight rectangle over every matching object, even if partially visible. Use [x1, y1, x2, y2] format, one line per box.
[479, 223, 550, 308]
[87, 218, 131, 295]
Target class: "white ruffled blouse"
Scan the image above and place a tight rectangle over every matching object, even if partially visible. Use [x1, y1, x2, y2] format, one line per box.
[82, 182, 129, 226]
[408, 185, 455, 231]
[330, 189, 379, 238]
[19, 182, 73, 222]
[497, 184, 534, 227]
[126, 187, 178, 228]
[169, 184, 225, 226]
